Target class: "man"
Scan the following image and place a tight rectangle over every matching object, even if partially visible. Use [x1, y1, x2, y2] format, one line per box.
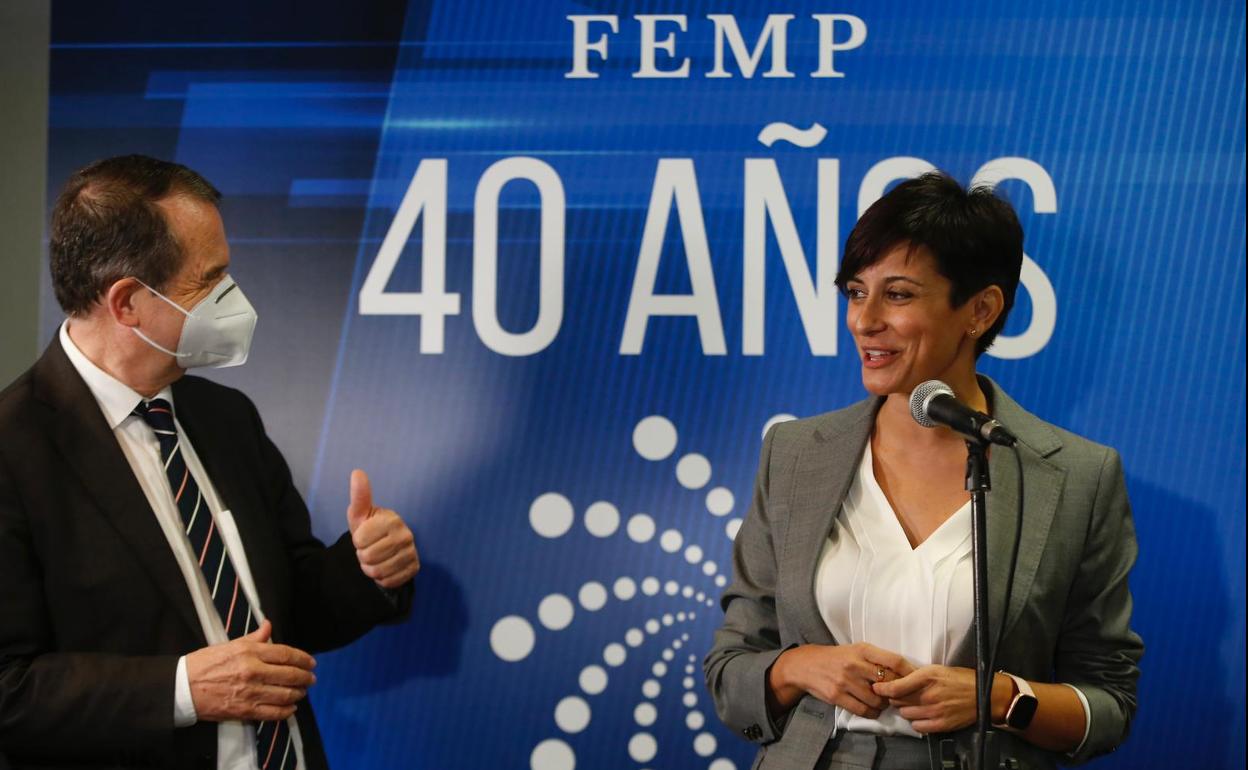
[0, 156, 420, 769]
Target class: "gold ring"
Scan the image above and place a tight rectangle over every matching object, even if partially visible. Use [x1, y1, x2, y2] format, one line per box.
[876, 666, 886, 681]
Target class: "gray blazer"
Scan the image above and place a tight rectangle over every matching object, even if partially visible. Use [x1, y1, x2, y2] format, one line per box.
[705, 378, 1142, 769]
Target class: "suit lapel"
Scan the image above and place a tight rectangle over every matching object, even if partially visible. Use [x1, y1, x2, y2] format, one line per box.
[34, 341, 204, 641]
[942, 378, 1065, 665]
[171, 381, 280, 630]
[783, 399, 878, 646]
[982, 380, 1064, 660]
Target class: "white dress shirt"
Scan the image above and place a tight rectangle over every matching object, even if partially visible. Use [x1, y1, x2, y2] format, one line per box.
[813, 441, 1091, 748]
[60, 322, 305, 770]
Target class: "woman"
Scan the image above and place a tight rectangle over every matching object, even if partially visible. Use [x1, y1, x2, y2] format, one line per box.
[705, 172, 1142, 770]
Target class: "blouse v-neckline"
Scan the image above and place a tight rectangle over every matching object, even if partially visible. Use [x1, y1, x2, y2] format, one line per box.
[859, 441, 971, 558]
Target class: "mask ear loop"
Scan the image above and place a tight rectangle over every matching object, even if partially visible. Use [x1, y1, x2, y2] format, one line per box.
[131, 279, 193, 358]
[134, 279, 195, 316]
[131, 327, 187, 358]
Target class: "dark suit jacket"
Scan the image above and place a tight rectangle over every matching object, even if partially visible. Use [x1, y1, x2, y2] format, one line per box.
[0, 340, 411, 769]
[705, 378, 1143, 770]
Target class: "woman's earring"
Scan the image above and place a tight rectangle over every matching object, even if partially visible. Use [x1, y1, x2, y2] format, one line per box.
[969, 328, 978, 337]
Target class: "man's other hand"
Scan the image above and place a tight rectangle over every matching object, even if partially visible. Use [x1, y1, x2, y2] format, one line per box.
[346, 469, 420, 589]
[185, 620, 316, 722]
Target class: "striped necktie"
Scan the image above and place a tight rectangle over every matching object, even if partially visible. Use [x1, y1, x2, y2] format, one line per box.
[134, 398, 297, 769]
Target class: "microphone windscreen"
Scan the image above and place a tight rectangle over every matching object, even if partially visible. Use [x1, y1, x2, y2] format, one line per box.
[909, 379, 954, 428]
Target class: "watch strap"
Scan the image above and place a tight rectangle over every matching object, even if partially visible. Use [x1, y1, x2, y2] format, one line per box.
[1004, 672, 1035, 699]
[995, 671, 1038, 730]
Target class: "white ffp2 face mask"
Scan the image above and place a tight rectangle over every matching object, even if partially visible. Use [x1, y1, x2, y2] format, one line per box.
[132, 275, 258, 368]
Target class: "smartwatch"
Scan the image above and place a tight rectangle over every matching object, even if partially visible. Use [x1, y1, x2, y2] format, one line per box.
[996, 672, 1038, 730]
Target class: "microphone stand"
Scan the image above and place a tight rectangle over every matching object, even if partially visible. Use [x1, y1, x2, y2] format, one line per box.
[935, 439, 1017, 770]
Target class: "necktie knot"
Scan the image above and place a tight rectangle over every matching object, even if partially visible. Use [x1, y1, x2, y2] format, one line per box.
[133, 398, 176, 433]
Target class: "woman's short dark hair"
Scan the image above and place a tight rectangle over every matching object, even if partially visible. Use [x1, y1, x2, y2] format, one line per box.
[834, 171, 1024, 356]
[49, 155, 222, 316]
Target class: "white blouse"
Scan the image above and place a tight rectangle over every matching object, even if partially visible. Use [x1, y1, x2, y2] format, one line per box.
[813, 440, 974, 738]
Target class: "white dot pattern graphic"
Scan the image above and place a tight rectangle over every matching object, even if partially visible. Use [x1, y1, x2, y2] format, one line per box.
[627, 513, 656, 543]
[634, 702, 657, 726]
[578, 581, 607, 611]
[584, 500, 620, 537]
[603, 643, 627, 667]
[676, 453, 712, 489]
[513, 414, 783, 770]
[706, 486, 735, 516]
[530, 738, 575, 770]
[529, 493, 574, 538]
[694, 732, 718, 757]
[490, 616, 535, 662]
[620, 635, 692, 768]
[554, 696, 591, 734]
[493, 575, 709, 661]
[522, 494, 724, 605]
[628, 733, 658, 763]
[613, 577, 637, 601]
[537, 594, 574, 631]
[579, 665, 608, 695]
[634, 416, 678, 460]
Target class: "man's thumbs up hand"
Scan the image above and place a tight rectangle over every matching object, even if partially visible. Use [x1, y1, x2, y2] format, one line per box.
[346, 469, 375, 534]
[346, 469, 419, 589]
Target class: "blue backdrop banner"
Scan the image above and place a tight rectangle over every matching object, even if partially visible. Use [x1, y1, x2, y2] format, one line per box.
[44, 1, 1245, 768]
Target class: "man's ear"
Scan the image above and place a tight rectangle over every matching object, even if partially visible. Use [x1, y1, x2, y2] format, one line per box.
[104, 278, 146, 327]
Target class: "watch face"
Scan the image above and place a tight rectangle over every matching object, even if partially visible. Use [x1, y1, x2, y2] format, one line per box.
[1007, 694, 1039, 729]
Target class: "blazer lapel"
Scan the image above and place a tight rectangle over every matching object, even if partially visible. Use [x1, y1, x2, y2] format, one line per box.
[33, 341, 204, 641]
[783, 399, 878, 647]
[979, 378, 1065, 663]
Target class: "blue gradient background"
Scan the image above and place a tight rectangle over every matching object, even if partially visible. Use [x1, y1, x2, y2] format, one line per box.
[43, 1, 1245, 768]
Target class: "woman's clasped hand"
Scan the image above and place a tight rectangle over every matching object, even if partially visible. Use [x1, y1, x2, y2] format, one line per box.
[769, 643, 913, 719]
[771, 645, 1002, 733]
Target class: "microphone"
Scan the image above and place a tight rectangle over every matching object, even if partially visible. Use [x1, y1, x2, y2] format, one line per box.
[909, 380, 1018, 447]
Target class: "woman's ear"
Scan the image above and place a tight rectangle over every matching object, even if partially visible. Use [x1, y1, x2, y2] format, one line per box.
[972, 285, 1006, 334]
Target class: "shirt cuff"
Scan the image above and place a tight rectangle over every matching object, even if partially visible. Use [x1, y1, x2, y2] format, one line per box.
[1061, 683, 1092, 757]
[174, 655, 198, 727]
